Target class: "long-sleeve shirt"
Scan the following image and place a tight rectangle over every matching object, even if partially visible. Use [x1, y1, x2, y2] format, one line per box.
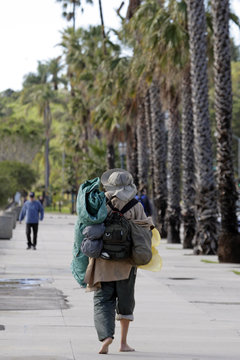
[19, 200, 44, 224]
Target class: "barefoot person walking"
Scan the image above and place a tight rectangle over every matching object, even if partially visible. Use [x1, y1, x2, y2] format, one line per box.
[81, 169, 153, 354]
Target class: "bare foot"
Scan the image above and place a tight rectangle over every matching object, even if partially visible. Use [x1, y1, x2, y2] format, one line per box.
[119, 343, 135, 352]
[99, 337, 113, 354]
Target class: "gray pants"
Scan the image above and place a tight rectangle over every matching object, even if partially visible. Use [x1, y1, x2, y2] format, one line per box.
[93, 267, 136, 341]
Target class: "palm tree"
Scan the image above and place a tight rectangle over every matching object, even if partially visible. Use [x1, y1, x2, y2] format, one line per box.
[126, 0, 151, 185]
[61, 26, 129, 169]
[60, 27, 99, 153]
[144, 88, 154, 196]
[56, 0, 93, 31]
[126, 0, 142, 20]
[22, 62, 63, 195]
[129, 0, 240, 247]
[98, 0, 106, 52]
[125, 1, 182, 240]
[57, 0, 80, 31]
[126, 124, 138, 186]
[136, 95, 148, 186]
[186, 0, 218, 254]
[211, 0, 240, 262]
[166, 89, 181, 243]
[48, 57, 65, 91]
[149, 80, 168, 237]
[181, 66, 196, 248]
[130, 0, 237, 247]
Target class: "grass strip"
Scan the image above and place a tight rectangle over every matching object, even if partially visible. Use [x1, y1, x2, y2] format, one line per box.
[201, 259, 219, 264]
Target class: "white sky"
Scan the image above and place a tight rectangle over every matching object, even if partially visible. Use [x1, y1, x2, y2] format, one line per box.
[0, 0, 239, 92]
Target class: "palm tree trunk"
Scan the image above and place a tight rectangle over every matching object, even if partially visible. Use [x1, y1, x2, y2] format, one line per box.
[182, 66, 196, 249]
[211, 0, 240, 262]
[98, 0, 107, 55]
[106, 142, 115, 170]
[73, 1, 76, 32]
[149, 81, 168, 237]
[136, 97, 148, 187]
[126, 124, 138, 187]
[44, 103, 52, 195]
[98, 0, 106, 38]
[126, 0, 141, 19]
[82, 113, 89, 154]
[126, 0, 144, 186]
[45, 137, 50, 192]
[166, 94, 181, 243]
[144, 88, 154, 197]
[187, 0, 218, 254]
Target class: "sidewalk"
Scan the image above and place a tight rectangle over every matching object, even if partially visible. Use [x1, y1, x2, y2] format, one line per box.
[0, 213, 240, 360]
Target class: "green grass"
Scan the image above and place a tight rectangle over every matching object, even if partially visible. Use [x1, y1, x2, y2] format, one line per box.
[44, 206, 72, 214]
[201, 259, 219, 264]
[232, 270, 240, 276]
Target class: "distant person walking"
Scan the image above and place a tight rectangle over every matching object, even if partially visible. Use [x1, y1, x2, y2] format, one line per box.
[135, 186, 152, 217]
[19, 192, 44, 250]
[38, 195, 44, 206]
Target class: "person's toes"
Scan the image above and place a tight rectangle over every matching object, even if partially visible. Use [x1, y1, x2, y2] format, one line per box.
[119, 344, 135, 352]
[99, 337, 113, 354]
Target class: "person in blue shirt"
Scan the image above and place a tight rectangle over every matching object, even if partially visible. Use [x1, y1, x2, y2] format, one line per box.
[135, 186, 152, 217]
[19, 192, 44, 250]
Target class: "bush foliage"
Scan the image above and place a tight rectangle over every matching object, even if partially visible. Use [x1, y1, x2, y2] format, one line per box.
[0, 161, 36, 207]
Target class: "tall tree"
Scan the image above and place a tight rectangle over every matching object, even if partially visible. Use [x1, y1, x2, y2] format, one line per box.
[48, 57, 65, 91]
[126, 0, 150, 183]
[126, 1, 183, 239]
[126, 0, 141, 20]
[187, 0, 218, 254]
[144, 88, 154, 196]
[56, 0, 93, 31]
[182, 66, 196, 248]
[149, 80, 168, 237]
[57, 0, 80, 31]
[136, 95, 148, 186]
[211, 0, 240, 262]
[22, 62, 63, 195]
[61, 26, 128, 170]
[98, 0, 106, 43]
[126, 124, 138, 186]
[96, 0, 115, 167]
[167, 90, 181, 243]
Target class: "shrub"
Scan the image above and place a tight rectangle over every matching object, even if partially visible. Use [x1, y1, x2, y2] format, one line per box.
[0, 161, 36, 207]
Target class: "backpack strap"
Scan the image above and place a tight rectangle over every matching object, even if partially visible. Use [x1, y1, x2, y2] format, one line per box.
[107, 197, 138, 214]
[107, 199, 119, 212]
[120, 198, 139, 214]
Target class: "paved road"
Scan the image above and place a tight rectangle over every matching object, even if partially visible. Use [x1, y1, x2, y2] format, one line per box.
[0, 213, 240, 359]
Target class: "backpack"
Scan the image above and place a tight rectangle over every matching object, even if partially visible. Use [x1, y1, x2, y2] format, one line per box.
[129, 221, 152, 265]
[101, 198, 138, 260]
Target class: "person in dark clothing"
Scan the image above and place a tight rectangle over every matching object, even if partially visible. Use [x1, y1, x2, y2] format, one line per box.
[38, 195, 44, 205]
[135, 186, 152, 217]
[19, 192, 44, 250]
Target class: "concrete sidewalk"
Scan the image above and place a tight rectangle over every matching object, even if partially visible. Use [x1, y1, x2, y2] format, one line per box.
[0, 213, 240, 360]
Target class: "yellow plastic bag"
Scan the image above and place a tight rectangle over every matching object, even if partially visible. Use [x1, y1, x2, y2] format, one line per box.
[138, 228, 162, 272]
